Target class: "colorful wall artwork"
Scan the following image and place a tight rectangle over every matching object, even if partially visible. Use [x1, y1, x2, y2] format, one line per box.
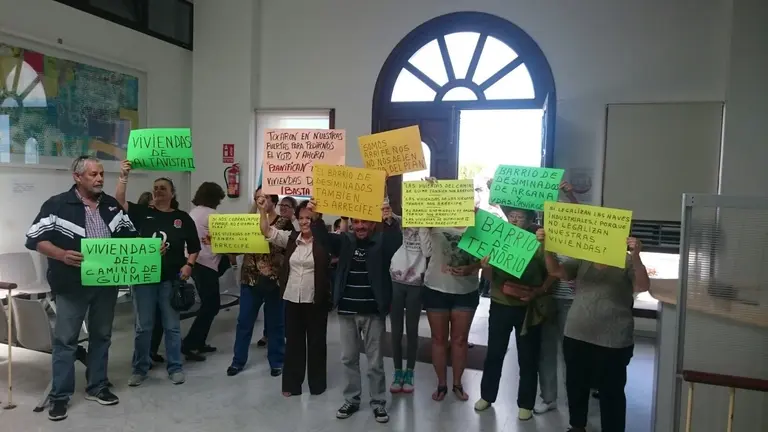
[0, 42, 140, 165]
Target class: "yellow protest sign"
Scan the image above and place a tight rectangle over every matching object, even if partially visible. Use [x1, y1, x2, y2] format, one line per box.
[544, 202, 632, 268]
[358, 125, 426, 176]
[402, 180, 475, 227]
[209, 214, 270, 254]
[313, 164, 386, 222]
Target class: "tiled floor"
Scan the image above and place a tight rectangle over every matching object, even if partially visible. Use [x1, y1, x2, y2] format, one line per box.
[0, 298, 655, 431]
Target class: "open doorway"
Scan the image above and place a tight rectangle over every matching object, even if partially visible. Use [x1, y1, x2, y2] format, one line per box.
[372, 12, 557, 352]
[458, 109, 544, 211]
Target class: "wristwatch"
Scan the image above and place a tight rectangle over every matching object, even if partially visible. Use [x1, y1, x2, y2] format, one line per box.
[186, 261, 195, 268]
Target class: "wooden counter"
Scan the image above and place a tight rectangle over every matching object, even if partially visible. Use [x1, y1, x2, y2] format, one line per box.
[649, 278, 768, 328]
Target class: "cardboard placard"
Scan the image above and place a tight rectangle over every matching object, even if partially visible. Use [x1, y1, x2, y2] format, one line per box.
[313, 164, 386, 221]
[457, 209, 539, 278]
[209, 214, 270, 254]
[358, 125, 426, 176]
[81, 238, 162, 286]
[262, 129, 346, 196]
[543, 201, 632, 268]
[127, 128, 195, 171]
[402, 180, 475, 227]
[489, 165, 564, 211]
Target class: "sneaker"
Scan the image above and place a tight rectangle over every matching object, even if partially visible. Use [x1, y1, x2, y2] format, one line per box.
[534, 400, 557, 414]
[85, 388, 119, 406]
[127, 374, 147, 387]
[227, 366, 243, 376]
[169, 371, 186, 385]
[336, 402, 359, 419]
[518, 408, 533, 421]
[389, 369, 403, 393]
[48, 400, 68, 421]
[474, 398, 491, 411]
[270, 368, 283, 377]
[402, 369, 415, 393]
[372, 405, 389, 423]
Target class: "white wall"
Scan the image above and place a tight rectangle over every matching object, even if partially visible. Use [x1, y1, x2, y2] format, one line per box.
[191, 0, 258, 215]
[256, 0, 731, 203]
[0, 0, 192, 253]
[719, 0, 768, 196]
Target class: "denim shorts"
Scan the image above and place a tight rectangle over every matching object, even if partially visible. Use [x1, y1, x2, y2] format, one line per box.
[422, 287, 479, 313]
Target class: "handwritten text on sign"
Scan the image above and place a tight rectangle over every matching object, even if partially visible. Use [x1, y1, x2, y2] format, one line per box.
[489, 165, 564, 211]
[458, 210, 540, 278]
[402, 180, 475, 227]
[262, 129, 346, 196]
[313, 164, 386, 222]
[81, 238, 162, 286]
[127, 128, 195, 172]
[543, 201, 632, 268]
[358, 125, 426, 176]
[209, 214, 270, 254]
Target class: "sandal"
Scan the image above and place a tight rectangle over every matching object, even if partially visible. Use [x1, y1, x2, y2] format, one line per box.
[432, 385, 448, 401]
[452, 384, 469, 401]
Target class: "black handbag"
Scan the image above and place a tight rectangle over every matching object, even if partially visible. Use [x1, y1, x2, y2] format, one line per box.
[170, 278, 196, 312]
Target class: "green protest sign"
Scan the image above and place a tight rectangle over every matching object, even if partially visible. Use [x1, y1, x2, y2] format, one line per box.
[127, 128, 195, 171]
[81, 238, 162, 286]
[489, 165, 564, 211]
[457, 209, 540, 278]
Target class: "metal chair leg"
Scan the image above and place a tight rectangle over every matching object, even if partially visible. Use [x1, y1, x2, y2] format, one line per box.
[726, 387, 735, 432]
[685, 382, 694, 432]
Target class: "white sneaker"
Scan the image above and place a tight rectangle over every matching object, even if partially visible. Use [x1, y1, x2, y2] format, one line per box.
[534, 400, 557, 414]
[474, 398, 491, 411]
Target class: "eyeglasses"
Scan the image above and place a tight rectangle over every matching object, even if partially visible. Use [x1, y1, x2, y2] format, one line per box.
[279, 204, 293, 208]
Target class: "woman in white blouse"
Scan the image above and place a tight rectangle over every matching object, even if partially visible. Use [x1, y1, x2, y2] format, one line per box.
[259, 200, 331, 397]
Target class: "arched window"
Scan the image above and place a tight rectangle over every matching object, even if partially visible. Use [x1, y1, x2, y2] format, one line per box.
[390, 33, 536, 103]
[372, 12, 556, 213]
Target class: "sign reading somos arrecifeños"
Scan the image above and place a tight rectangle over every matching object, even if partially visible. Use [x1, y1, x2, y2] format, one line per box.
[127, 128, 195, 171]
[81, 238, 162, 286]
[457, 209, 540, 278]
[489, 165, 564, 211]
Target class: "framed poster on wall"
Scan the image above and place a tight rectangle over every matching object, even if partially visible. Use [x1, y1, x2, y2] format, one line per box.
[0, 34, 145, 171]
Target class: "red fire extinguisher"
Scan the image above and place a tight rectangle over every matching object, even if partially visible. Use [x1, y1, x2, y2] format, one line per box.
[224, 163, 240, 198]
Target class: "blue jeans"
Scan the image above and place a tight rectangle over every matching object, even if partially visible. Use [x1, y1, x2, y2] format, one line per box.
[51, 288, 118, 401]
[132, 281, 183, 375]
[231, 282, 285, 369]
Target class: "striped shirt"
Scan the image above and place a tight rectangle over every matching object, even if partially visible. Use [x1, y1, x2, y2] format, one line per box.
[74, 189, 110, 239]
[337, 242, 378, 315]
[552, 255, 575, 299]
